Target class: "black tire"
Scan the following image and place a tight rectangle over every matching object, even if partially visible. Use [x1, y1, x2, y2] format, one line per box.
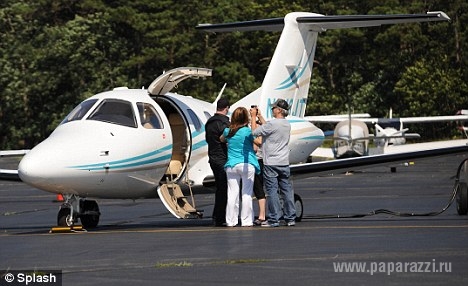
[456, 182, 468, 215]
[279, 194, 303, 222]
[80, 200, 100, 228]
[294, 194, 303, 222]
[57, 207, 72, 226]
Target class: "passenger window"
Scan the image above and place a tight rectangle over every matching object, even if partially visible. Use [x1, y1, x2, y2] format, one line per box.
[187, 109, 202, 131]
[137, 102, 163, 129]
[61, 99, 98, 125]
[204, 111, 212, 120]
[87, 99, 137, 128]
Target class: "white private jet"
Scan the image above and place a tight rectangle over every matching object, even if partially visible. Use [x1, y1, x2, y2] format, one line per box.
[5, 10, 467, 228]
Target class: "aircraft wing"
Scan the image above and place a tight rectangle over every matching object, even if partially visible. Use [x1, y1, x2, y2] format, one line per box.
[206, 144, 468, 187]
[308, 115, 468, 125]
[196, 11, 449, 32]
[399, 116, 468, 123]
[0, 150, 29, 180]
[0, 150, 30, 156]
[291, 145, 468, 179]
[371, 133, 421, 140]
[304, 114, 371, 123]
[0, 169, 19, 180]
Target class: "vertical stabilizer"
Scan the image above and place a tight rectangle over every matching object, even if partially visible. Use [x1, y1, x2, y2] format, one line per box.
[225, 13, 320, 118]
[256, 13, 319, 118]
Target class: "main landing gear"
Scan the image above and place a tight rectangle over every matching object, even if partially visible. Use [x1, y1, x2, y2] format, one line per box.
[279, 194, 303, 222]
[57, 194, 101, 228]
[455, 158, 468, 216]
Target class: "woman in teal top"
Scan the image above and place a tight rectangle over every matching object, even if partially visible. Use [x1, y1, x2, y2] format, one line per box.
[220, 107, 260, 227]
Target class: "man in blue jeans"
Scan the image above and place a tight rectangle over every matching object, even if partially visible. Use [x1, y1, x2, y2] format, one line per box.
[250, 99, 296, 227]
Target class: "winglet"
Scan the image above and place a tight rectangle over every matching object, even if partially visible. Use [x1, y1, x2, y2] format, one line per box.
[427, 11, 450, 21]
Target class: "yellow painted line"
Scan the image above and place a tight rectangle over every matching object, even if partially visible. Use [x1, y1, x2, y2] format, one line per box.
[1, 223, 467, 237]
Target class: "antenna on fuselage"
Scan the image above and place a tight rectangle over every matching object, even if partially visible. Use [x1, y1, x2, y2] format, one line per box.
[212, 83, 227, 106]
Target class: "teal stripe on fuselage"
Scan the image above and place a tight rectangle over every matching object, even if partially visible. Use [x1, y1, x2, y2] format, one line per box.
[190, 127, 208, 151]
[69, 127, 208, 172]
[300, 135, 325, 140]
[75, 154, 172, 171]
[69, 144, 173, 170]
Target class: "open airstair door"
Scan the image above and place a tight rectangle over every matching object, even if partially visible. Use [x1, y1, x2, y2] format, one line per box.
[148, 67, 212, 96]
[157, 158, 203, 219]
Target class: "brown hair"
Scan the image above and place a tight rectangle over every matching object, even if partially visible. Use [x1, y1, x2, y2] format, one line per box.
[227, 107, 249, 138]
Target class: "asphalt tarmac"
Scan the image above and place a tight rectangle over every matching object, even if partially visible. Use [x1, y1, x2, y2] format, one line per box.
[1, 153, 467, 286]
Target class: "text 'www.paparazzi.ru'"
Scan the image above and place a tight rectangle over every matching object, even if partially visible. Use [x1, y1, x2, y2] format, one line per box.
[333, 260, 452, 275]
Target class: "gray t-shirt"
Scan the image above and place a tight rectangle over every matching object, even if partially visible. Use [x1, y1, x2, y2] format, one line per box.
[252, 118, 290, 166]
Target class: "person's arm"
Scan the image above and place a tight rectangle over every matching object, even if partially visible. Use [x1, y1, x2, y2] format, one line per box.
[250, 108, 258, 131]
[257, 110, 266, 125]
[250, 107, 265, 131]
[253, 136, 262, 147]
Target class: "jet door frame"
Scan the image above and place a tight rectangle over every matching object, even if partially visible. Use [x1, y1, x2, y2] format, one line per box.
[148, 67, 211, 219]
[152, 96, 191, 182]
[147, 67, 212, 184]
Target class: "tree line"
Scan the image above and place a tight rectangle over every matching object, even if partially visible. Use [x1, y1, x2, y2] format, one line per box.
[1, 0, 467, 149]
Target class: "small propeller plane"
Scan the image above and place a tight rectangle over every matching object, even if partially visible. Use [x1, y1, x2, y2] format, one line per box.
[309, 109, 468, 158]
[5, 10, 467, 228]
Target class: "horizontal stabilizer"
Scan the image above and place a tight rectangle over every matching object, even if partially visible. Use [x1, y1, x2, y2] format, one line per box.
[296, 11, 450, 31]
[196, 11, 449, 33]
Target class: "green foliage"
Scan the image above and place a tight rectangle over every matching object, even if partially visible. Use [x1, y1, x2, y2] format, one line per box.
[395, 57, 468, 139]
[1, 0, 467, 148]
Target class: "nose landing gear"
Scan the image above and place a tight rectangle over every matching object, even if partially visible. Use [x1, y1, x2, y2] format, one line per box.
[57, 194, 101, 228]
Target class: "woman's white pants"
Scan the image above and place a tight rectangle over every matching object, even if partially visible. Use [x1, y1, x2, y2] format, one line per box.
[225, 164, 255, 226]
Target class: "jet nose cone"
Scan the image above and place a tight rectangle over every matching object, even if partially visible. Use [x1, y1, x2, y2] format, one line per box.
[18, 141, 63, 192]
[18, 150, 46, 185]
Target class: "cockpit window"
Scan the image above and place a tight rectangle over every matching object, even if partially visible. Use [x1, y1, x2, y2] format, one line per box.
[87, 99, 137, 128]
[137, 102, 163, 129]
[61, 99, 98, 125]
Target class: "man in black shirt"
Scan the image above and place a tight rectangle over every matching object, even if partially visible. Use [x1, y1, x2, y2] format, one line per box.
[205, 98, 230, 226]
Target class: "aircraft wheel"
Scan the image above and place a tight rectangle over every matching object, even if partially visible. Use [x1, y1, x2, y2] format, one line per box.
[80, 200, 100, 228]
[456, 182, 468, 215]
[279, 194, 303, 222]
[58, 207, 73, 226]
[294, 194, 303, 222]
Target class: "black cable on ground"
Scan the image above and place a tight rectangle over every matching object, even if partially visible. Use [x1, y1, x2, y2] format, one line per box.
[301, 158, 468, 220]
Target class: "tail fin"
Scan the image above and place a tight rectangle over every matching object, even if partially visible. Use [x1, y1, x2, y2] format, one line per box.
[258, 12, 319, 118]
[197, 11, 449, 118]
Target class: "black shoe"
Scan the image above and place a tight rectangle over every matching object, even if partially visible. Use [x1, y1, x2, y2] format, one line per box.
[214, 221, 227, 227]
[253, 219, 265, 226]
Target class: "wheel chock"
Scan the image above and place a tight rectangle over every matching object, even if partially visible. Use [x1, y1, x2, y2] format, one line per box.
[49, 225, 87, 233]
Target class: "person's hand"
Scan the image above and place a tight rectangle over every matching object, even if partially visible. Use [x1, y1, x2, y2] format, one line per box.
[250, 107, 258, 117]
